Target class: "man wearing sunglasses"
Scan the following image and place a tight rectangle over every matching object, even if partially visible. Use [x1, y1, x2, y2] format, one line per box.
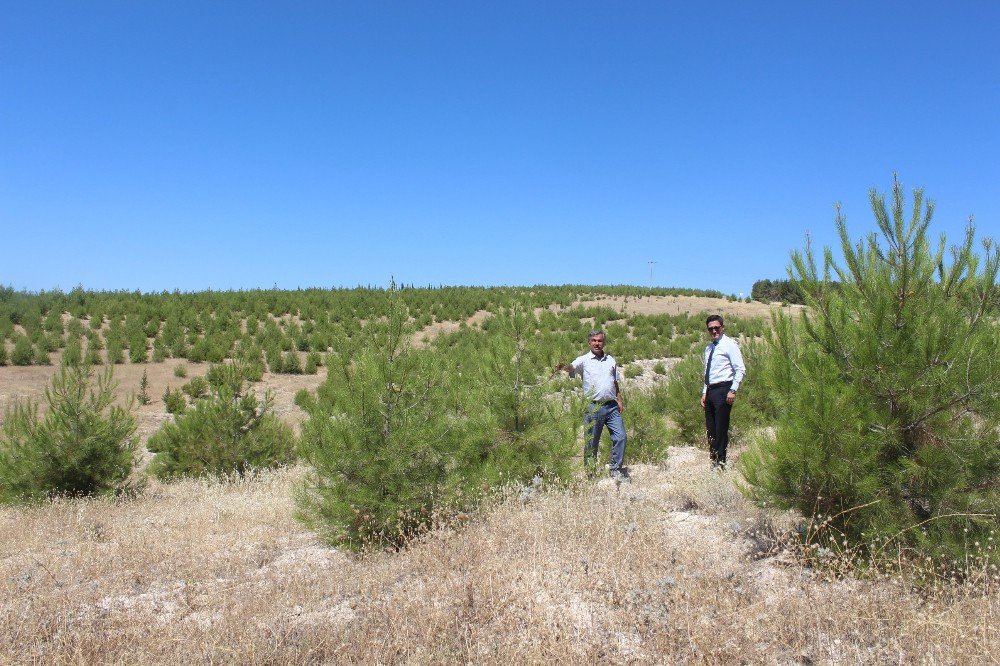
[700, 315, 745, 470]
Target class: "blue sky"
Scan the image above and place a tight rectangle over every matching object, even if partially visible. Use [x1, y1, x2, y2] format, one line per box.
[3, 2, 998, 296]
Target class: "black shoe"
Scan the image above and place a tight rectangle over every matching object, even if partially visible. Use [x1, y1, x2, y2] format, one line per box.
[609, 468, 631, 483]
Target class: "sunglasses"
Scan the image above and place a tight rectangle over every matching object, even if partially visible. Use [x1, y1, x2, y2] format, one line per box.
[707, 325, 722, 332]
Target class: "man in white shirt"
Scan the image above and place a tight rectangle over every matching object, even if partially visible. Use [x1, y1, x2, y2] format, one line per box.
[700, 315, 746, 470]
[563, 329, 628, 480]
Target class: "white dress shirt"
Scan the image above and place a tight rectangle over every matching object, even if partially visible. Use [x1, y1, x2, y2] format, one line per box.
[703, 334, 746, 394]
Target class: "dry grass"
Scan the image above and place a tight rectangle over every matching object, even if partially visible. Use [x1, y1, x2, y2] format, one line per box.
[2, 446, 997, 664]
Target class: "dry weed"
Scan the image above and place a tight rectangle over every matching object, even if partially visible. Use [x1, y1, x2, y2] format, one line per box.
[2, 448, 997, 664]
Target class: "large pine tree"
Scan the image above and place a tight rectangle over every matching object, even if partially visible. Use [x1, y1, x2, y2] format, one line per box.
[297, 283, 460, 549]
[741, 177, 1000, 561]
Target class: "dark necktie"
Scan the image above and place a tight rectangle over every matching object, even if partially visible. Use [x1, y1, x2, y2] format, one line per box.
[705, 342, 717, 385]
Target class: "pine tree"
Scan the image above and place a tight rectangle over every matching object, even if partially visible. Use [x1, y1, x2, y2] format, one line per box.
[62, 336, 83, 366]
[463, 303, 576, 486]
[106, 340, 124, 365]
[138, 369, 151, 406]
[298, 282, 458, 550]
[32, 343, 50, 365]
[162, 386, 187, 415]
[128, 332, 148, 364]
[148, 361, 295, 479]
[151, 335, 168, 362]
[11, 336, 33, 366]
[304, 350, 321, 374]
[281, 350, 303, 374]
[740, 178, 1000, 562]
[0, 362, 139, 502]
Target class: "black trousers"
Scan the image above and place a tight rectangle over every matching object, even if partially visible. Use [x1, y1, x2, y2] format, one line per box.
[704, 382, 733, 464]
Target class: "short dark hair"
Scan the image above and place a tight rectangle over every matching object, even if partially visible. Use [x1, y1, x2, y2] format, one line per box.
[706, 315, 724, 327]
[588, 329, 606, 340]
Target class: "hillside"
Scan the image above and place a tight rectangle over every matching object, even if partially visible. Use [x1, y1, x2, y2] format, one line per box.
[2, 291, 993, 663]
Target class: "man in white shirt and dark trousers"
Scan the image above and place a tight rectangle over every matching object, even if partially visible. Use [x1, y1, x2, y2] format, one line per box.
[701, 315, 746, 470]
[564, 329, 628, 481]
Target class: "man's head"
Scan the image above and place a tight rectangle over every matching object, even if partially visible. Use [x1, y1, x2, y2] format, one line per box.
[588, 329, 606, 356]
[706, 315, 724, 342]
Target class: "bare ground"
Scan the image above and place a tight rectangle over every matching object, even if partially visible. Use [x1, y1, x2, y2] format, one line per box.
[0, 356, 326, 442]
[563, 294, 805, 319]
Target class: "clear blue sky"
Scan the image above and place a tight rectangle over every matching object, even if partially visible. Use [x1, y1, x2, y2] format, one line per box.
[4, 2, 998, 296]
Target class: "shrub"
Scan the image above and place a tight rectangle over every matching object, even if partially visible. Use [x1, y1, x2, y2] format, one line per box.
[293, 388, 316, 411]
[623, 392, 670, 463]
[32, 344, 50, 365]
[624, 363, 643, 379]
[62, 337, 83, 366]
[173, 364, 187, 378]
[137, 370, 151, 406]
[148, 362, 296, 479]
[181, 376, 210, 400]
[0, 363, 139, 502]
[128, 332, 148, 363]
[304, 350, 321, 375]
[106, 341, 124, 365]
[0, 341, 6, 366]
[11, 336, 33, 366]
[162, 387, 186, 415]
[281, 351, 302, 374]
[85, 347, 103, 365]
[740, 178, 1000, 563]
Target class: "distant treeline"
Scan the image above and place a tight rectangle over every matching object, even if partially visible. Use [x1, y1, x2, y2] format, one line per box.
[0, 283, 725, 326]
[750, 279, 806, 304]
[0, 283, 755, 370]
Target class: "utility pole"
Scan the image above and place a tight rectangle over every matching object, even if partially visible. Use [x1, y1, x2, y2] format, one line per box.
[648, 261, 657, 292]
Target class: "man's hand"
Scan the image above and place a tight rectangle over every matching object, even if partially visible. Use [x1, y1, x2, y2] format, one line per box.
[726, 390, 736, 406]
[700, 394, 706, 408]
[617, 398, 624, 413]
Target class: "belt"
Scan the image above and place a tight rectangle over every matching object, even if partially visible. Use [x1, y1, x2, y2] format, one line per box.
[707, 381, 732, 389]
[592, 400, 618, 406]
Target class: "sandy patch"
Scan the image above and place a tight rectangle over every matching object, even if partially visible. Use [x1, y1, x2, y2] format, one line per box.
[567, 294, 805, 319]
